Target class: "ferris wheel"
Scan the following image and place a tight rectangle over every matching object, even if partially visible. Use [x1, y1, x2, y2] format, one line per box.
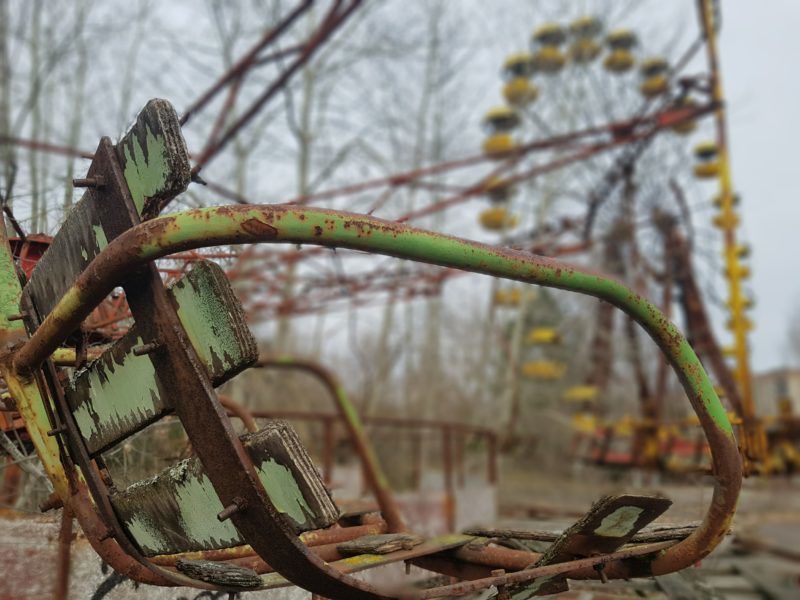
[474, 6, 754, 465]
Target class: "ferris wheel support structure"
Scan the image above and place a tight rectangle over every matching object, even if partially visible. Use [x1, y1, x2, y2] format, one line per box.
[697, 0, 766, 469]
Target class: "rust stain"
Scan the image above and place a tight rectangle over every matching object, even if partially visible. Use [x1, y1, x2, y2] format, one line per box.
[241, 218, 278, 237]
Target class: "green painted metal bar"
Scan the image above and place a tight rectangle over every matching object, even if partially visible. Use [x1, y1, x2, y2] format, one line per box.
[11, 204, 741, 579]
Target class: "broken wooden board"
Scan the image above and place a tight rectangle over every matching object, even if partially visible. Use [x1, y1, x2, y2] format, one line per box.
[116, 98, 190, 220]
[496, 494, 672, 598]
[167, 260, 257, 385]
[175, 559, 261, 588]
[337, 533, 424, 556]
[111, 421, 339, 556]
[65, 260, 256, 454]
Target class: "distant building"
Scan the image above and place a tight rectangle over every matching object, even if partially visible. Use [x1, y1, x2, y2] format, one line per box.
[753, 368, 800, 415]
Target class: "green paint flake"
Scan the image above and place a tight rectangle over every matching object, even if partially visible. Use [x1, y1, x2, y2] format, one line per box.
[172, 471, 240, 550]
[172, 268, 243, 378]
[594, 506, 644, 537]
[92, 224, 108, 250]
[0, 248, 24, 334]
[126, 513, 170, 555]
[122, 123, 169, 216]
[72, 337, 160, 445]
[256, 458, 313, 526]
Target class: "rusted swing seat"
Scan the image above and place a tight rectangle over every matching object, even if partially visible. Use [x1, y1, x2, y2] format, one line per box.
[0, 99, 741, 599]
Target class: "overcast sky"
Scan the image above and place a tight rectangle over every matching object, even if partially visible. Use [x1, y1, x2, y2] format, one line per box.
[719, 1, 800, 371]
[3, 1, 794, 375]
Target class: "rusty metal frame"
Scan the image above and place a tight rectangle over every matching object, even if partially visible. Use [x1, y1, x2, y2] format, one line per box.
[2, 203, 741, 597]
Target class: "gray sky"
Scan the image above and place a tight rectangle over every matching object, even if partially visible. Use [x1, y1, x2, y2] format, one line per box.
[2, 0, 793, 375]
[720, 1, 800, 371]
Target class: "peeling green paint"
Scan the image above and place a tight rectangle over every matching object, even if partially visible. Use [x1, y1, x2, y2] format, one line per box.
[71, 336, 160, 450]
[255, 458, 313, 526]
[594, 506, 644, 537]
[114, 423, 332, 555]
[0, 247, 24, 335]
[0, 233, 64, 492]
[92, 224, 108, 251]
[126, 512, 170, 556]
[122, 122, 169, 216]
[170, 262, 256, 384]
[173, 471, 240, 550]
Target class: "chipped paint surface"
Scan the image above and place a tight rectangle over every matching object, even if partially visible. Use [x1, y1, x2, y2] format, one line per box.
[170, 261, 256, 384]
[117, 98, 189, 219]
[92, 224, 108, 250]
[114, 423, 333, 555]
[22, 197, 111, 319]
[115, 461, 240, 556]
[0, 246, 24, 336]
[171, 471, 240, 551]
[0, 231, 63, 493]
[70, 335, 162, 454]
[126, 512, 170, 556]
[121, 122, 169, 216]
[255, 458, 313, 526]
[595, 506, 645, 537]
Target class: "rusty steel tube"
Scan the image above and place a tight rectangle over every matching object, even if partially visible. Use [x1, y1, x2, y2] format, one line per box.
[54, 507, 74, 600]
[10, 205, 741, 582]
[218, 393, 259, 433]
[150, 521, 387, 567]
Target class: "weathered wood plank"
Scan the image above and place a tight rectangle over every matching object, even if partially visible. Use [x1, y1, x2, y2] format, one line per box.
[496, 494, 672, 598]
[111, 421, 339, 556]
[167, 260, 257, 385]
[337, 533, 424, 556]
[22, 184, 111, 321]
[67, 260, 256, 454]
[175, 559, 261, 588]
[25, 99, 187, 321]
[116, 98, 190, 220]
[242, 420, 340, 530]
[66, 326, 167, 455]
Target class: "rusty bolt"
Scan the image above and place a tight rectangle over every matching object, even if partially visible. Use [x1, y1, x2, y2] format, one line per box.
[492, 570, 510, 599]
[132, 342, 162, 356]
[47, 425, 67, 437]
[6, 313, 28, 322]
[593, 562, 609, 584]
[72, 175, 105, 188]
[217, 496, 247, 522]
